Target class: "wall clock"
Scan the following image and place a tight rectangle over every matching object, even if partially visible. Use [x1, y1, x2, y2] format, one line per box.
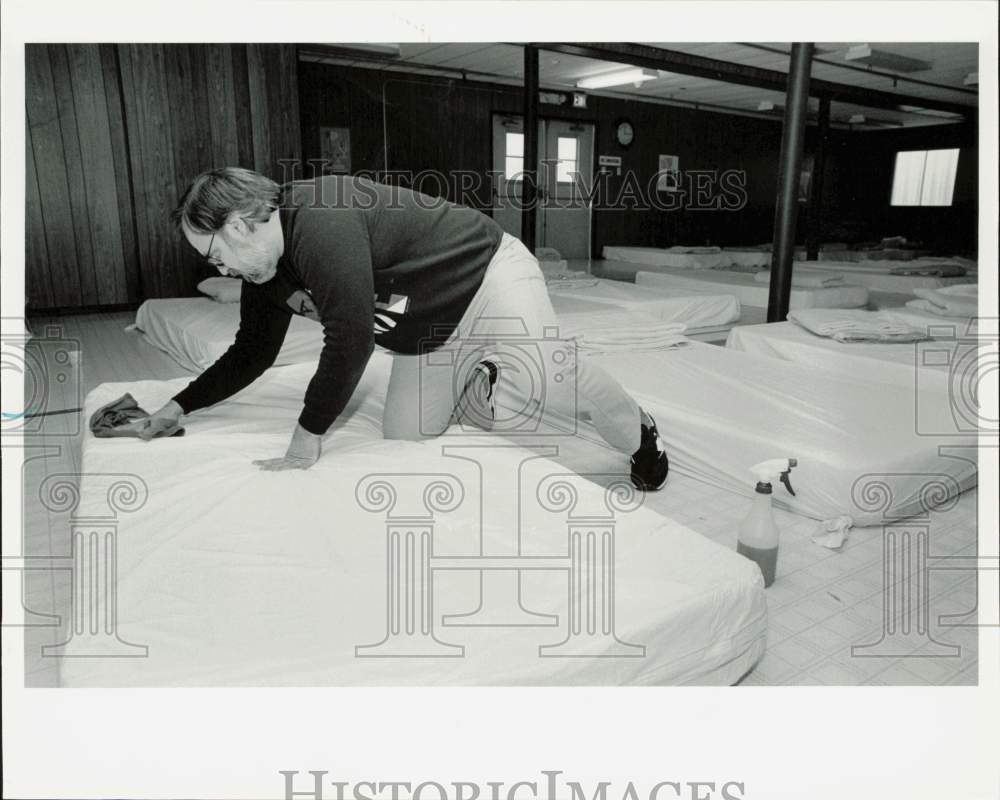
[615, 118, 635, 149]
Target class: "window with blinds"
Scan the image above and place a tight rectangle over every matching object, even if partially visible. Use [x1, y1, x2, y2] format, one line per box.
[890, 148, 960, 206]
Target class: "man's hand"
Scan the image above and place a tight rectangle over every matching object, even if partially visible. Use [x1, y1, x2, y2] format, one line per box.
[253, 424, 322, 471]
[139, 400, 184, 441]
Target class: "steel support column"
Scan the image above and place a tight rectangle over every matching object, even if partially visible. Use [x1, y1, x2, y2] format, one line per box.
[768, 43, 814, 322]
[521, 44, 539, 253]
[806, 95, 831, 261]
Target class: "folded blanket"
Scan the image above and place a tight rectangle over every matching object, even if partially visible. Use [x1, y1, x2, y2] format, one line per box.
[890, 264, 966, 277]
[936, 284, 978, 298]
[753, 269, 845, 288]
[666, 245, 721, 254]
[908, 287, 978, 318]
[544, 269, 599, 289]
[788, 308, 930, 343]
[716, 262, 765, 274]
[565, 322, 688, 354]
[90, 393, 185, 439]
[546, 279, 600, 290]
[729, 243, 773, 252]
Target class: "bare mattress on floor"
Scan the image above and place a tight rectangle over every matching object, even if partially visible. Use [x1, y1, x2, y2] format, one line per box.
[135, 284, 742, 374]
[547, 277, 740, 331]
[135, 298, 323, 372]
[584, 341, 978, 527]
[726, 315, 984, 387]
[62, 354, 766, 687]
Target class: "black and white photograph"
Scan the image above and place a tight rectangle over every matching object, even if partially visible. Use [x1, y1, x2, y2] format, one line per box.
[2, 2, 998, 799]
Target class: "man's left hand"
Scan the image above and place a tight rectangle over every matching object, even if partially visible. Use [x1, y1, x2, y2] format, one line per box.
[253, 424, 322, 471]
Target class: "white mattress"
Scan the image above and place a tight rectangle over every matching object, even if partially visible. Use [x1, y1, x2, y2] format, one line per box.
[548, 278, 740, 331]
[585, 342, 977, 526]
[135, 286, 742, 376]
[723, 249, 771, 268]
[602, 246, 732, 270]
[634, 269, 869, 310]
[62, 355, 767, 687]
[135, 298, 324, 372]
[726, 316, 982, 387]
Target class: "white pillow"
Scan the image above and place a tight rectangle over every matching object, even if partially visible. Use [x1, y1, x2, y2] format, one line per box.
[197, 277, 242, 303]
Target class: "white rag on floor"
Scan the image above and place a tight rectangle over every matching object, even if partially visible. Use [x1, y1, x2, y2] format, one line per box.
[908, 286, 978, 318]
[788, 308, 930, 343]
[812, 515, 853, 549]
[753, 269, 845, 288]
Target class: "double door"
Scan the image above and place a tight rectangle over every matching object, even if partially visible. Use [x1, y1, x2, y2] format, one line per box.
[491, 114, 595, 259]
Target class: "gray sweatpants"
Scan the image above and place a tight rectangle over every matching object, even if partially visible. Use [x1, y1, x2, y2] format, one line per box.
[382, 234, 641, 454]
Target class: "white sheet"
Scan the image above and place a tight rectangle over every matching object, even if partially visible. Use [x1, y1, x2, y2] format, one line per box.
[62, 356, 767, 687]
[548, 278, 741, 331]
[585, 343, 977, 526]
[135, 298, 324, 372]
[602, 246, 732, 270]
[634, 269, 869, 310]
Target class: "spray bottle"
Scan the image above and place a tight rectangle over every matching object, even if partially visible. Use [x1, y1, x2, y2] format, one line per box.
[737, 458, 797, 587]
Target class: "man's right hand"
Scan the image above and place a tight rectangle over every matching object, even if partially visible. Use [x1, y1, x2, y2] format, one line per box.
[140, 400, 184, 441]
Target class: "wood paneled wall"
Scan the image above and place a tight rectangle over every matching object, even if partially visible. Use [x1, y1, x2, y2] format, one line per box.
[25, 44, 301, 311]
[25, 45, 138, 309]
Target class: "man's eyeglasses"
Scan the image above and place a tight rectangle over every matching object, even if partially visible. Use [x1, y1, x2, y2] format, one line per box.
[201, 231, 224, 270]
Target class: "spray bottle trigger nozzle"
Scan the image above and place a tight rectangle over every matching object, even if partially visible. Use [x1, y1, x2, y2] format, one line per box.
[780, 469, 796, 496]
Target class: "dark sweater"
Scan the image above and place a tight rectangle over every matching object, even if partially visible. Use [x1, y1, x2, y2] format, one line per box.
[172, 176, 504, 434]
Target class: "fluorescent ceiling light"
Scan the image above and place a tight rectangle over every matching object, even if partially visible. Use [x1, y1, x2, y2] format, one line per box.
[898, 105, 965, 120]
[576, 68, 658, 90]
[844, 44, 931, 73]
[757, 101, 783, 112]
[847, 113, 904, 128]
[964, 72, 978, 86]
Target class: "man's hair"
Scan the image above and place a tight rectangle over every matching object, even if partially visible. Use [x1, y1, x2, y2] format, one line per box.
[171, 167, 280, 233]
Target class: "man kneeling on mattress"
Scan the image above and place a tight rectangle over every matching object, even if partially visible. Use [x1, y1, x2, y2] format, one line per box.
[142, 167, 668, 490]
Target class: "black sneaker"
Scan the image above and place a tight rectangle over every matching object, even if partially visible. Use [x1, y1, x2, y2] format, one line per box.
[630, 410, 669, 490]
[477, 360, 499, 420]
[459, 360, 499, 426]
